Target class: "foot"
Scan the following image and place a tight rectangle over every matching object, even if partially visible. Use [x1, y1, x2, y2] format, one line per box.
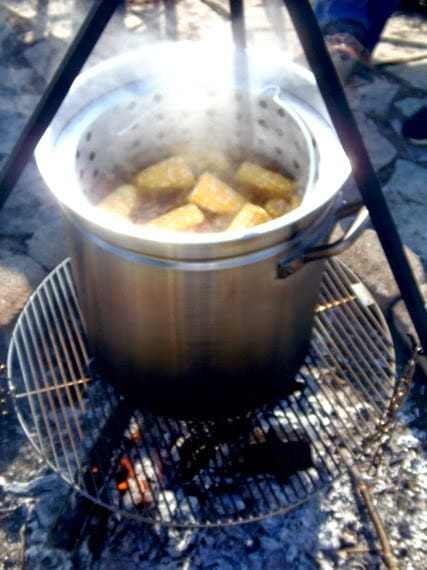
[324, 32, 371, 83]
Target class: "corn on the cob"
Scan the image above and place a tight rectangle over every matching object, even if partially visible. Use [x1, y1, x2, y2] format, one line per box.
[147, 204, 206, 232]
[264, 197, 291, 218]
[264, 192, 302, 218]
[235, 162, 295, 198]
[97, 184, 139, 219]
[189, 172, 246, 215]
[134, 156, 195, 192]
[227, 203, 271, 231]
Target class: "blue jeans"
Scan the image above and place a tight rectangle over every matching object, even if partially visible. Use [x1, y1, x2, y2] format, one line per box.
[314, 0, 399, 50]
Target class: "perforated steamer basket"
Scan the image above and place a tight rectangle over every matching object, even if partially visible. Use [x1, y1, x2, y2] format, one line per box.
[35, 43, 354, 419]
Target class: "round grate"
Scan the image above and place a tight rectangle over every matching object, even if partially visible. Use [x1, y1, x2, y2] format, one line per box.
[7, 258, 396, 527]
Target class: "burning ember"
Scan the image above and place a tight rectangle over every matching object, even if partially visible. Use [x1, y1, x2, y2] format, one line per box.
[109, 413, 314, 516]
[114, 456, 154, 509]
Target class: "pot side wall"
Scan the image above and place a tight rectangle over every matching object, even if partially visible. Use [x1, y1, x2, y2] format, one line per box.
[67, 220, 325, 419]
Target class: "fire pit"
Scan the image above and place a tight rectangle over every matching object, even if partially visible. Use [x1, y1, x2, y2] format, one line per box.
[6, 257, 395, 527]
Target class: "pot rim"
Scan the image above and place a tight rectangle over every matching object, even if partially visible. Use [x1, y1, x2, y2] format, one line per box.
[35, 42, 351, 250]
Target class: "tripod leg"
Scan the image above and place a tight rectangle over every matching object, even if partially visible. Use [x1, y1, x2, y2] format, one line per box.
[283, 0, 427, 363]
[0, 0, 121, 210]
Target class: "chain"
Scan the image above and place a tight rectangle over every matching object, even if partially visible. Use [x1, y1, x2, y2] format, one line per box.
[348, 342, 424, 569]
[364, 341, 423, 476]
[0, 363, 11, 417]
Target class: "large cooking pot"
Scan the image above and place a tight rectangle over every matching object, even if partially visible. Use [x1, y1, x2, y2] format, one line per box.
[35, 43, 366, 419]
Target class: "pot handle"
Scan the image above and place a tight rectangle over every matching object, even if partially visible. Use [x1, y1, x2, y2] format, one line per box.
[277, 202, 369, 277]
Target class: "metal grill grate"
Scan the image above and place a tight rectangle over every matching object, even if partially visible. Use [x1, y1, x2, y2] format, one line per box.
[7, 258, 396, 527]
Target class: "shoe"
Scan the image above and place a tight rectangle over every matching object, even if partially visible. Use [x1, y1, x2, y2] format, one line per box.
[402, 107, 427, 145]
[325, 32, 371, 83]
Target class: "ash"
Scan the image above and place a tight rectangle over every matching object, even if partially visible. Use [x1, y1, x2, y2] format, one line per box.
[1, 386, 425, 570]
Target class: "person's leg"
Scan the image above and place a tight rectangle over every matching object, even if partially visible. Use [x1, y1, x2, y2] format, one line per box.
[314, 0, 368, 43]
[313, 0, 399, 82]
[365, 0, 400, 50]
[313, 0, 370, 82]
[314, 0, 400, 50]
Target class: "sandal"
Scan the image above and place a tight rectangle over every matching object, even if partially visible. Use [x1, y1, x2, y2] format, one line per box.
[325, 32, 371, 83]
[401, 106, 427, 145]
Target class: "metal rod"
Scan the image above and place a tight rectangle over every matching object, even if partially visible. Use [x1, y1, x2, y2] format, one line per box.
[283, 0, 427, 362]
[229, 0, 254, 152]
[0, 0, 121, 210]
[49, 271, 87, 412]
[229, 0, 246, 49]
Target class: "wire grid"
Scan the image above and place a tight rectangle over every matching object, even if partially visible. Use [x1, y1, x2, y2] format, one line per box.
[7, 258, 396, 527]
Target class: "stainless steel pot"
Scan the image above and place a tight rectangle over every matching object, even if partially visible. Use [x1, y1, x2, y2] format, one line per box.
[35, 43, 366, 419]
